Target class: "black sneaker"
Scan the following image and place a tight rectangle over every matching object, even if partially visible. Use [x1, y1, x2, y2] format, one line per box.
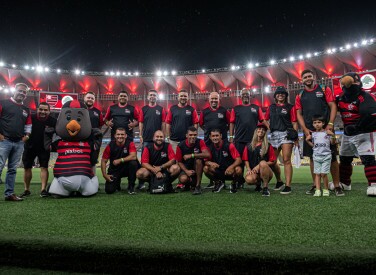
[280, 186, 291, 195]
[128, 187, 136, 195]
[305, 185, 315, 195]
[205, 180, 215, 189]
[40, 189, 49, 197]
[212, 181, 224, 193]
[254, 184, 262, 192]
[20, 190, 31, 198]
[335, 187, 345, 197]
[230, 183, 237, 194]
[262, 187, 270, 197]
[274, 181, 284, 191]
[192, 186, 202, 195]
[136, 182, 145, 190]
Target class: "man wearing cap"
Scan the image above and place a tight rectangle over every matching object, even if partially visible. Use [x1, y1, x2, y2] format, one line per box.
[165, 89, 199, 152]
[264, 86, 298, 194]
[295, 69, 343, 196]
[335, 72, 376, 196]
[0, 83, 32, 201]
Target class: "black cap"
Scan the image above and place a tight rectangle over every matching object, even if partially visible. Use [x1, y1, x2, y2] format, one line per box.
[274, 86, 288, 98]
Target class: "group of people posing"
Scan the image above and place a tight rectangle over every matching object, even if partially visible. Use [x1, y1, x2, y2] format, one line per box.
[1, 69, 376, 201]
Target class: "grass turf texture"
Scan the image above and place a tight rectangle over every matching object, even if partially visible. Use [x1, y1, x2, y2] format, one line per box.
[0, 166, 375, 273]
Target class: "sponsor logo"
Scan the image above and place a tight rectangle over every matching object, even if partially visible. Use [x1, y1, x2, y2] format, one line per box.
[316, 92, 324, 98]
[218, 113, 224, 118]
[342, 113, 352, 118]
[222, 151, 228, 157]
[161, 152, 167, 158]
[361, 74, 376, 90]
[79, 142, 84, 146]
[281, 108, 287, 114]
[22, 110, 28, 117]
[156, 110, 161, 115]
[251, 108, 257, 112]
[194, 148, 200, 153]
[93, 112, 99, 117]
[123, 148, 128, 154]
[125, 109, 131, 114]
[64, 149, 83, 155]
[186, 110, 191, 115]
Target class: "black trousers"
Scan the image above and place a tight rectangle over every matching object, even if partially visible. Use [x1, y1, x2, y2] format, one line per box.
[105, 160, 139, 194]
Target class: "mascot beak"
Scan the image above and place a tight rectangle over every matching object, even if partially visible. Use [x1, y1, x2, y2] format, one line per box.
[340, 76, 355, 88]
[66, 120, 81, 136]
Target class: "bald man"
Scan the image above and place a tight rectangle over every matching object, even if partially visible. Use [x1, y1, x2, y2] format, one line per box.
[199, 92, 230, 145]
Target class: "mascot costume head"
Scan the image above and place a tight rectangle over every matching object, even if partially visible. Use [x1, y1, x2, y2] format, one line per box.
[339, 72, 376, 135]
[48, 99, 99, 198]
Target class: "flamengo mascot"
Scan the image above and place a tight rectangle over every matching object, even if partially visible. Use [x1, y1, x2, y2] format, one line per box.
[49, 100, 101, 197]
[336, 72, 376, 196]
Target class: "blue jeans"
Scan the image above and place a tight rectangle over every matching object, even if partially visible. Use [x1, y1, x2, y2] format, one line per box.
[0, 139, 24, 197]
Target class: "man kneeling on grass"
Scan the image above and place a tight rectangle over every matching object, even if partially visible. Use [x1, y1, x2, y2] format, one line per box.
[203, 129, 242, 193]
[242, 123, 276, 197]
[175, 126, 210, 195]
[101, 128, 140, 195]
[136, 130, 180, 193]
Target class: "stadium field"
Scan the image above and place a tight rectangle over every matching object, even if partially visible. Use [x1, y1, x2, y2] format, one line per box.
[0, 166, 375, 274]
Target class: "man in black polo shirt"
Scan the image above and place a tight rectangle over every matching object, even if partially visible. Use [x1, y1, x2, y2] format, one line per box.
[19, 102, 57, 198]
[0, 83, 32, 202]
[104, 90, 139, 141]
[84, 91, 104, 174]
[204, 129, 243, 193]
[165, 89, 199, 152]
[136, 130, 180, 193]
[229, 88, 266, 157]
[175, 126, 210, 195]
[139, 89, 166, 147]
[295, 69, 342, 195]
[199, 92, 230, 145]
[101, 128, 139, 194]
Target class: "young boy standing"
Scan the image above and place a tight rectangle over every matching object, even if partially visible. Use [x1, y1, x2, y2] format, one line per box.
[305, 115, 336, 197]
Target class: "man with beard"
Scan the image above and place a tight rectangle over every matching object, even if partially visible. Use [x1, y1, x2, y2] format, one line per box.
[175, 126, 210, 195]
[139, 89, 166, 147]
[165, 89, 199, 152]
[295, 69, 342, 196]
[204, 129, 243, 193]
[199, 91, 230, 145]
[136, 130, 180, 193]
[84, 91, 104, 174]
[335, 72, 376, 196]
[0, 83, 32, 201]
[104, 90, 139, 141]
[101, 128, 139, 194]
[19, 102, 57, 198]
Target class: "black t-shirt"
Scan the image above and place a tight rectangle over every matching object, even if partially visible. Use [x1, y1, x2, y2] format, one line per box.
[167, 105, 197, 141]
[25, 114, 57, 150]
[232, 104, 261, 142]
[88, 106, 103, 129]
[208, 141, 235, 170]
[107, 104, 137, 139]
[200, 106, 228, 143]
[0, 99, 30, 139]
[141, 105, 164, 142]
[107, 139, 132, 173]
[145, 143, 170, 166]
[299, 86, 330, 131]
[269, 103, 294, 132]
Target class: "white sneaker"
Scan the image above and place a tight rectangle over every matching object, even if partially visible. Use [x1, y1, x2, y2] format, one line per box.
[329, 182, 351, 191]
[366, 183, 376, 197]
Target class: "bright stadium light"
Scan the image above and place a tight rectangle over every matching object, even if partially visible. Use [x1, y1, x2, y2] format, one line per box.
[110, 71, 115, 76]
[156, 71, 162, 77]
[247, 63, 254, 69]
[0, 61, 4, 67]
[264, 86, 270, 93]
[128, 72, 132, 76]
[12, 64, 16, 68]
[255, 63, 259, 67]
[306, 53, 312, 58]
[105, 71, 109, 75]
[163, 71, 168, 76]
[135, 72, 139, 76]
[171, 70, 177, 75]
[10, 87, 16, 92]
[57, 69, 61, 73]
[289, 56, 295, 62]
[299, 55, 304, 60]
[24, 65, 30, 70]
[231, 65, 236, 70]
[270, 60, 276, 65]
[116, 72, 120, 76]
[44, 67, 49, 72]
[202, 69, 206, 73]
[159, 93, 165, 100]
[345, 44, 351, 50]
[362, 40, 368, 45]
[314, 52, 319, 56]
[75, 69, 80, 75]
[36, 66, 43, 72]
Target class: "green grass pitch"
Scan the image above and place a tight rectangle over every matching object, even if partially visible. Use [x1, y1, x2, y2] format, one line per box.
[0, 166, 375, 273]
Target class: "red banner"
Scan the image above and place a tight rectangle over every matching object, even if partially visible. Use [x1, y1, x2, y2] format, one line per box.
[39, 92, 78, 111]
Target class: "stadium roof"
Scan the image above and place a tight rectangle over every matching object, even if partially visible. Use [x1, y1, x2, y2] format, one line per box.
[1, 43, 376, 95]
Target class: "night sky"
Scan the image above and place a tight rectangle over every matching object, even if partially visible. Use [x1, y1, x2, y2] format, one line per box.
[1, 1, 376, 73]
